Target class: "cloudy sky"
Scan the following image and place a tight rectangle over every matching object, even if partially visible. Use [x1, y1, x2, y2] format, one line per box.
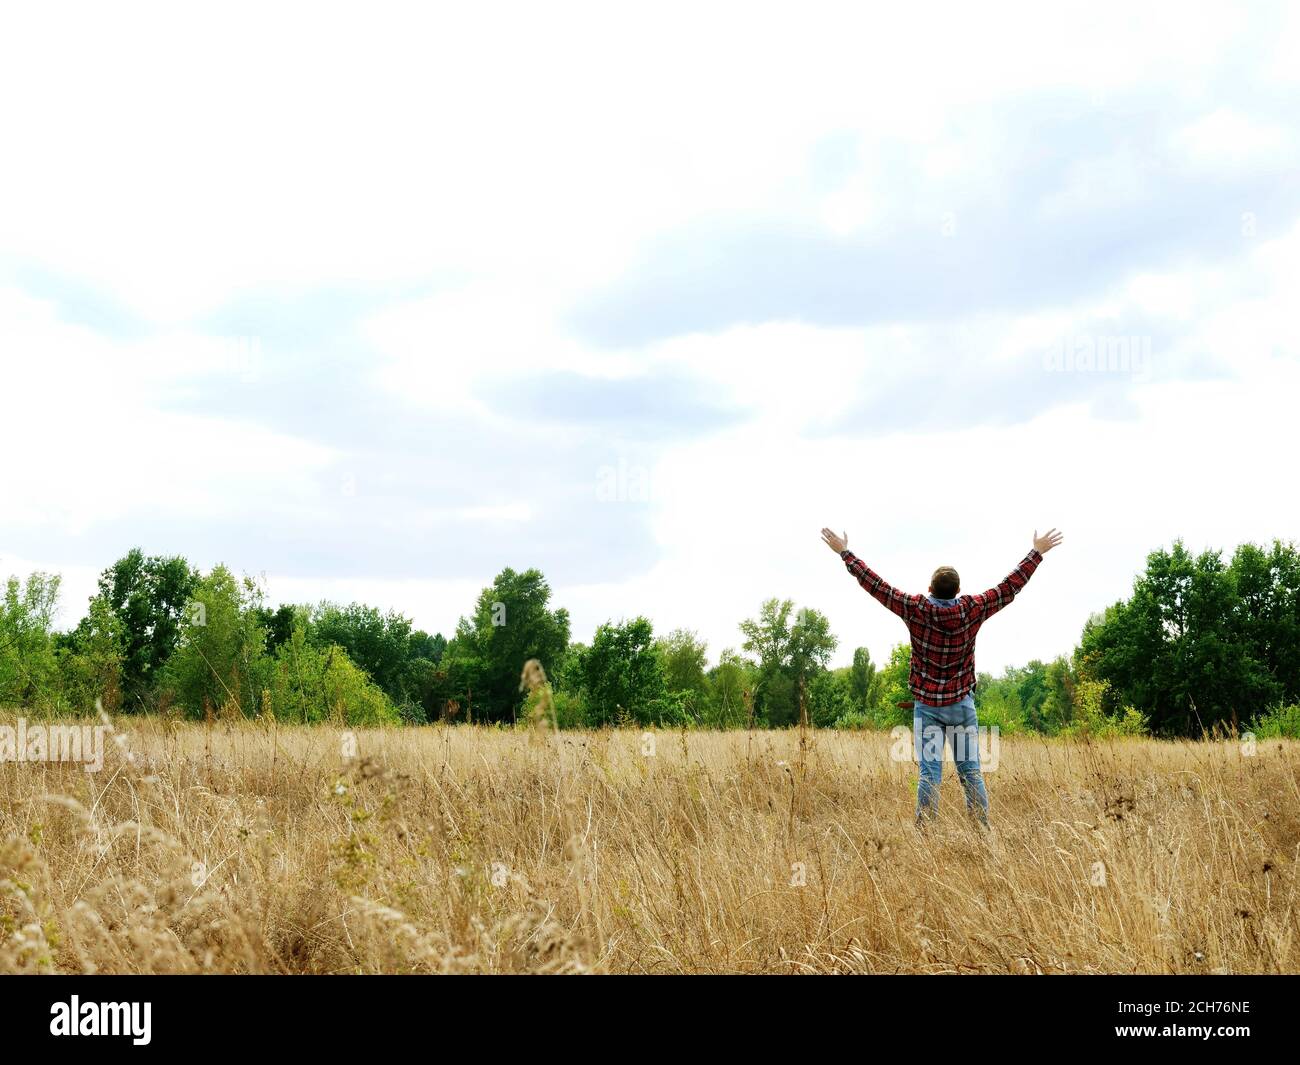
[2, 2, 1299, 674]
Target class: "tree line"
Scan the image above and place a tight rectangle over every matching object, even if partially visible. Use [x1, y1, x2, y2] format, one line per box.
[2, 540, 1298, 737]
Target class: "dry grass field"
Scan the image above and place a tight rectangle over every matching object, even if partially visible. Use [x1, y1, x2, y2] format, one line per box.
[1, 711, 1297, 974]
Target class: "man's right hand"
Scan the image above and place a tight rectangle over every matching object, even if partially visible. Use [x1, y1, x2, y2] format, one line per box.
[821, 528, 849, 555]
[1033, 528, 1064, 554]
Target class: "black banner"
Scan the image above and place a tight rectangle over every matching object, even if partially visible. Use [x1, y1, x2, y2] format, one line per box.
[2, 974, 1294, 1052]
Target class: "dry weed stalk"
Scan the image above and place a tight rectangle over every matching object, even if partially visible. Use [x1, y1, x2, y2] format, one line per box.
[0, 705, 1296, 974]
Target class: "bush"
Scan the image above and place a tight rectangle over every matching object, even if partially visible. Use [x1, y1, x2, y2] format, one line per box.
[268, 625, 398, 725]
[868, 697, 913, 731]
[0, 573, 63, 710]
[162, 566, 271, 718]
[521, 686, 589, 729]
[974, 692, 1025, 736]
[1250, 703, 1300, 739]
[808, 669, 854, 728]
[644, 692, 691, 727]
[394, 697, 428, 725]
[577, 618, 669, 726]
[702, 651, 754, 729]
[1061, 677, 1149, 738]
[55, 595, 124, 713]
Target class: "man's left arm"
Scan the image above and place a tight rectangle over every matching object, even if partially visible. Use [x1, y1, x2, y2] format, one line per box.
[971, 528, 1064, 618]
[971, 551, 1041, 618]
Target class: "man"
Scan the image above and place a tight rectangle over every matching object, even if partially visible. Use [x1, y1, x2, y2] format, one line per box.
[820, 527, 1064, 825]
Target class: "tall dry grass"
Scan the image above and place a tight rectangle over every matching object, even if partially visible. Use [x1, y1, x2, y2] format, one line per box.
[1, 709, 1297, 974]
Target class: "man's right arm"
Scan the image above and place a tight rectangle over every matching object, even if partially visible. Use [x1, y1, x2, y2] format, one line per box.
[842, 551, 923, 621]
[821, 527, 921, 621]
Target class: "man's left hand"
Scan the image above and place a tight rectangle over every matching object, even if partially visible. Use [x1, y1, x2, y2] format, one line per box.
[821, 528, 849, 554]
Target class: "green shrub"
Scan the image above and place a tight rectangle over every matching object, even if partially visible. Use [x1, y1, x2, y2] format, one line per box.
[832, 709, 873, 730]
[576, 617, 669, 726]
[974, 692, 1025, 736]
[0, 573, 62, 711]
[162, 566, 271, 717]
[808, 669, 854, 728]
[521, 685, 589, 729]
[55, 595, 124, 713]
[1249, 703, 1300, 739]
[394, 697, 428, 725]
[1061, 677, 1149, 738]
[645, 692, 691, 727]
[269, 625, 398, 725]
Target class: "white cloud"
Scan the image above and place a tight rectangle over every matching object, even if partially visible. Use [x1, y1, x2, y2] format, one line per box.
[0, 1, 1254, 321]
[1172, 108, 1294, 169]
[2, 0, 1297, 679]
[0, 286, 338, 535]
[581, 217, 1300, 670]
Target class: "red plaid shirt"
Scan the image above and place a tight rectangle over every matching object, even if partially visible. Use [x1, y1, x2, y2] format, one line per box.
[841, 548, 1043, 706]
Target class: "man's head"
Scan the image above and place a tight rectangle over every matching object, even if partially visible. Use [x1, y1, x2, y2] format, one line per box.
[929, 565, 960, 599]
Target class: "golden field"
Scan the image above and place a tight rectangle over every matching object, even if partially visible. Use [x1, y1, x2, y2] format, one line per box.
[1, 713, 1297, 974]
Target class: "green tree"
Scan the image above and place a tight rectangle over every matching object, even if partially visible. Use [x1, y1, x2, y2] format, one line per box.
[311, 601, 438, 713]
[440, 567, 570, 723]
[56, 594, 125, 712]
[577, 617, 677, 726]
[808, 667, 854, 727]
[972, 669, 1025, 733]
[254, 603, 300, 656]
[849, 646, 883, 713]
[0, 572, 62, 708]
[656, 628, 709, 717]
[268, 620, 397, 725]
[739, 599, 837, 726]
[872, 642, 912, 727]
[1037, 656, 1077, 732]
[411, 630, 447, 666]
[1227, 540, 1300, 713]
[789, 607, 836, 716]
[162, 566, 270, 718]
[1012, 660, 1049, 727]
[96, 549, 198, 708]
[704, 649, 754, 728]
[1080, 539, 1295, 735]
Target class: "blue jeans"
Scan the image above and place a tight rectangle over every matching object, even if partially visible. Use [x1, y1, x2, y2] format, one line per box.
[913, 693, 989, 825]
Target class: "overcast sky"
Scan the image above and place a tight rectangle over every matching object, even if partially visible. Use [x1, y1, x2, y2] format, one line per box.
[3, 2, 1299, 673]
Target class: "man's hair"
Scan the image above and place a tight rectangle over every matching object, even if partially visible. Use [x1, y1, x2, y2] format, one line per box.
[930, 566, 960, 599]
